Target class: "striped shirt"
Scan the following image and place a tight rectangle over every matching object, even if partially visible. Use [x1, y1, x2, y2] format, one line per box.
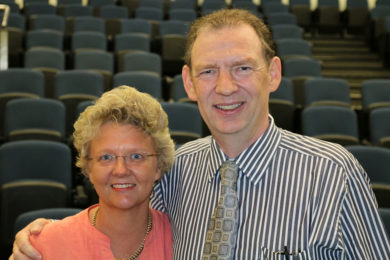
[151, 117, 390, 259]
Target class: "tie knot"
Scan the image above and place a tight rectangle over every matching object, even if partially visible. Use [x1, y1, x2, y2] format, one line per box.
[220, 160, 238, 186]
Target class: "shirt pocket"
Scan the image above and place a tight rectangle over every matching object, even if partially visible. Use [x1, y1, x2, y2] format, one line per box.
[260, 246, 309, 260]
[260, 246, 344, 260]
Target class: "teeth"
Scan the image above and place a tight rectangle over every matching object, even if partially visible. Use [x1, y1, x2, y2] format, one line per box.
[112, 184, 135, 188]
[215, 103, 242, 110]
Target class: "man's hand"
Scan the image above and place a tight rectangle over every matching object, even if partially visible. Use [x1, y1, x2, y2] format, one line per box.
[9, 218, 51, 260]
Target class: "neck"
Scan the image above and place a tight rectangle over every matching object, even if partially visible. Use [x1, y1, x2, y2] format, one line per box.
[91, 203, 151, 259]
[99, 205, 149, 232]
[213, 119, 269, 158]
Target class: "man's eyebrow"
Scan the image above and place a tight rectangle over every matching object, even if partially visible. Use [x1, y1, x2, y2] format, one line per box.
[230, 57, 258, 66]
[193, 63, 218, 71]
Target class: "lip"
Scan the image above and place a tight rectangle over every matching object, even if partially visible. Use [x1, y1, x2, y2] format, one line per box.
[213, 101, 244, 114]
[111, 183, 135, 191]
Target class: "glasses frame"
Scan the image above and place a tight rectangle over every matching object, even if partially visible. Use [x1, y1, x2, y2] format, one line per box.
[86, 152, 159, 167]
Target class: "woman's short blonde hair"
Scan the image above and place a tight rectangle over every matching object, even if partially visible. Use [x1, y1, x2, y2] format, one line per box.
[73, 85, 175, 176]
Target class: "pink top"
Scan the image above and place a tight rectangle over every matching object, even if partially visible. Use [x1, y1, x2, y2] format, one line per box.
[30, 204, 173, 260]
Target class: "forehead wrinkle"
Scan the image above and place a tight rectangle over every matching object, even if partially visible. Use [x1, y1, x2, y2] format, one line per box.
[191, 43, 268, 81]
[193, 55, 264, 72]
[191, 24, 268, 69]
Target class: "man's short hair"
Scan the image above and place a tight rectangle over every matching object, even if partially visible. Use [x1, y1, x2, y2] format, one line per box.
[184, 8, 276, 67]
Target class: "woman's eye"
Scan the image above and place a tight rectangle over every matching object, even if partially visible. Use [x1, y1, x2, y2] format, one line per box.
[99, 154, 113, 161]
[130, 153, 144, 160]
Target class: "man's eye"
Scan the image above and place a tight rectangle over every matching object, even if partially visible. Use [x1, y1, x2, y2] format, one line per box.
[200, 69, 214, 75]
[234, 66, 253, 76]
[239, 66, 251, 71]
[130, 153, 144, 161]
[99, 154, 114, 161]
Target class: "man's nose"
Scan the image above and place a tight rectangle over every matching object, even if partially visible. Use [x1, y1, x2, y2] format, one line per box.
[215, 70, 238, 95]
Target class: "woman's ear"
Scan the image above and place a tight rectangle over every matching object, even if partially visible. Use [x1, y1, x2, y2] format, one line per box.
[268, 56, 282, 93]
[154, 168, 163, 182]
[182, 65, 198, 101]
[86, 170, 94, 184]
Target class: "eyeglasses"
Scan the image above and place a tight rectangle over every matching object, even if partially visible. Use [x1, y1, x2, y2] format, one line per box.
[87, 152, 159, 167]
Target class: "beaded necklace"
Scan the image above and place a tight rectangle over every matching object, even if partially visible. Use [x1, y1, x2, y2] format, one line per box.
[91, 207, 153, 260]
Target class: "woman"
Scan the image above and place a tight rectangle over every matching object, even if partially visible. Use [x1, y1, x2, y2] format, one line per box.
[29, 86, 175, 259]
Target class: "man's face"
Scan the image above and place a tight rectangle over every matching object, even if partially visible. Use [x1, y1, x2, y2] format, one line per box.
[182, 24, 281, 152]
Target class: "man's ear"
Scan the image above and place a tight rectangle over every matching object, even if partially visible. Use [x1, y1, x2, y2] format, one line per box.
[268, 56, 282, 93]
[182, 65, 198, 101]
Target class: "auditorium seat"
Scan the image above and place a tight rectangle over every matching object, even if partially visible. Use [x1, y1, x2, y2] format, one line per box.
[25, 29, 64, 50]
[289, 0, 311, 31]
[73, 49, 114, 91]
[271, 24, 303, 40]
[369, 107, 390, 148]
[302, 105, 360, 146]
[54, 70, 104, 137]
[0, 69, 45, 141]
[346, 145, 390, 207]
[269, 77, 297, 132]
[283, 57, 322, 106]
[24, 47, 65, 98]
[1, 180, 68, 256]
[28, 14, 65, 33]
[114, 33, 151, 71]
[304, 77, 351, 107]
[121, 51, 161, 75]
[113, 71, 162, 100]
[161, 102, 204, 144]
[4, 98, 66, 142]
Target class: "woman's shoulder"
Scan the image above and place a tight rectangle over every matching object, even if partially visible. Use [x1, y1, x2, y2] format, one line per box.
[149, 208, 172, 241]
[29, 205, 115, 259]
[142, 209, 172, 260]
[150, 208, 170, 228]
[31, 208, 89, 242]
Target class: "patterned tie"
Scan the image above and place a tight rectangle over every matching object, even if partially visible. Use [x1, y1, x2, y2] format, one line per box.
[203, 160, 239, 260]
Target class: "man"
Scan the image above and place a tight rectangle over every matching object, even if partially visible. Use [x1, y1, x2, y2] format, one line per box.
[11, 9, 390, 259]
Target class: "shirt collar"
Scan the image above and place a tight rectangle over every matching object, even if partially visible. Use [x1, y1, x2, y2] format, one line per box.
[206, 116, 281, 185]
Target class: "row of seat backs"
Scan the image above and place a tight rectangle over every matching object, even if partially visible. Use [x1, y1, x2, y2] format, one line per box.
[6, 49, 177, 94]
[270, 77, 390, 145]
[0, 69, 206, 142]
[0, 67, 186, 100]
[1, 66, 389, 142]
[17, 47, 183, 94]
[3, 14, 188, 63]
[2, 83, 389, 149]
[1, 99, 204, 142]
[0, 0, 371, 34]
[21, 30, 186, 62]
[3, 14, 190, 38]
[275, 103, 388, 147]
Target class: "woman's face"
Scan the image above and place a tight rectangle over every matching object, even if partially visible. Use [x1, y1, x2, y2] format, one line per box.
[87, 121, 162, 211]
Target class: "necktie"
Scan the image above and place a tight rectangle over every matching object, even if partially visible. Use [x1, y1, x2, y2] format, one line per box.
[203, 160, 239, 260]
